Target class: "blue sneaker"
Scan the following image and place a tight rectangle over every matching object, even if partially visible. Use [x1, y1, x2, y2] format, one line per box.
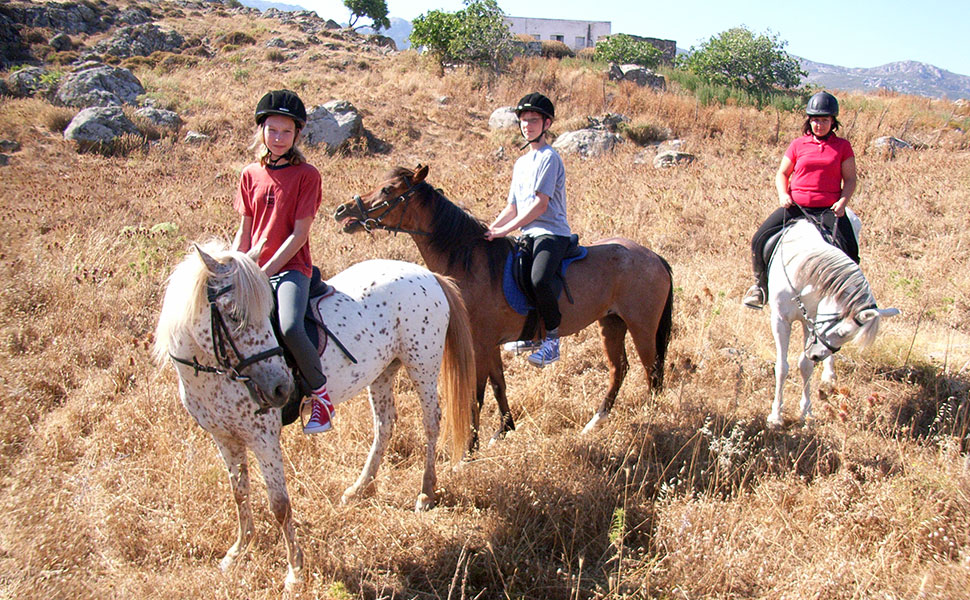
[503, 339, 542, 355]
[527, 336, 560, 368]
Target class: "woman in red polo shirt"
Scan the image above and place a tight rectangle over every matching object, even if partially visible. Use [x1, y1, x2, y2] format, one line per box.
[742, 91, 858, 309]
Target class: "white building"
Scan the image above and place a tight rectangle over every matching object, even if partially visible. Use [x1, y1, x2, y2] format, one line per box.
[503, 16, 611, 51]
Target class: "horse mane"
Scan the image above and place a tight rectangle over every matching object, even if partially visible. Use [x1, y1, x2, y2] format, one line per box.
[388, 167, 511, 283]
[153, 240, 273, 364]
[791, 224, 880, 348]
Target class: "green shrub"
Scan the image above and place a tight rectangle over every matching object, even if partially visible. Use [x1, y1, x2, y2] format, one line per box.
[266, 49, 286, 63]
[219, 31, 256, 46]
[594, 34, 661, 68]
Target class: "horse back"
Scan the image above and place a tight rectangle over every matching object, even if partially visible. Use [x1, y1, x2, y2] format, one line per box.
[565, 237, 671, 310]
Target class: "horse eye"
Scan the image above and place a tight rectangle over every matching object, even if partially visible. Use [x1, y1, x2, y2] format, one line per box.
[381, 186, 391, 196]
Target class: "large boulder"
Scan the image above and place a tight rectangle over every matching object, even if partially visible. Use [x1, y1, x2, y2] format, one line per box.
[488, 106, 519, 130]
[0, 14, 30, 68]
[608, 64, 666, 91]
[64, 106, 141, 147]
[135, 107, 182, 130]
[552, 129, 621, 158]
[303, 100, 363, 151]
[56, 64, 145, 107]
[89, 23, 185, 59]
[5, 67, 50, 98]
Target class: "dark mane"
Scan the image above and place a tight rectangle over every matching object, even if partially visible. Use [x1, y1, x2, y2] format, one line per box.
[389, 167, 511, 283]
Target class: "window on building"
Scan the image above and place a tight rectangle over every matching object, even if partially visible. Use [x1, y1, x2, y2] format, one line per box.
[575, 36, 585, 48]
[552, 34, 564, 42]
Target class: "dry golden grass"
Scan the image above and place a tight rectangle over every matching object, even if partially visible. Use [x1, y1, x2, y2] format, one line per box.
[0, 5, 968, 599]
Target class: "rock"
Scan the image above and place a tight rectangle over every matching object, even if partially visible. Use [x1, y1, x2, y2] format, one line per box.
[266, 37, 287, 48]
[488, 106, 519, 130]
[135, 107, 182, 130]
[586, 113, 628, 132]
[56, 64, 145, 107]
[608, 64, 666, 91]
[0, 154, 8, 166]
[49, 32, 73, 52]
[5, 67, 50, 98]
[871, 136, 913, 150]
[64, 106, 141, 146]
[303, 100, 364, 151]
[89, 23, 185, 59]
[0, 140, 21, 152]
[654, 150, 696, 168]
[551, 128, 620, 158]
[184, 131, 210, 144]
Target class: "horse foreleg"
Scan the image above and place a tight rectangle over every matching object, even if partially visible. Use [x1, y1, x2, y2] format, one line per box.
[249, 433, 303, 592]
[343, 364, 398, 505]
[819, 355, 836, 390]
[769, 316, 792, 427]
[583, 316, 629, 434]
[797, 348, 816, 425]
[213, 436, 253, 574]
[484, 346, 514, 444]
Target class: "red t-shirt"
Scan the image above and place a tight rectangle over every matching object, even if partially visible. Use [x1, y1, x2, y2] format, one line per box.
[784, 134, 855, 208]
[233, 162, 322, 277]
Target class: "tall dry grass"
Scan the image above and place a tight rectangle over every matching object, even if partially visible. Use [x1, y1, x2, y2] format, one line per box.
[0, 6, 968, 599]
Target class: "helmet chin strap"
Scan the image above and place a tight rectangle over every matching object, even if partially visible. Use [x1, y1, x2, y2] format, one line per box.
[519, 124, 548, 150]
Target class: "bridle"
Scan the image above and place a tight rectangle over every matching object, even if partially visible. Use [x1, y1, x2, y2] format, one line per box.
[169, 282, 285, 413]
[776, 210, 874, 360]
[348, 176, 431, 237]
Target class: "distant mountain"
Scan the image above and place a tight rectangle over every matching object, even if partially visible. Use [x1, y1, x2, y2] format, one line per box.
[238, 0, 306, 13]
[799, 58, 970, 100]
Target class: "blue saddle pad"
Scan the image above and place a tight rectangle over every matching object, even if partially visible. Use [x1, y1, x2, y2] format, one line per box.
[502, 247, 588, 315]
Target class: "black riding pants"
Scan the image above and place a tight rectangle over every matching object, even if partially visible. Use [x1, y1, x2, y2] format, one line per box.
[750, 205, 859, 287]
[524, 234, 572, 332]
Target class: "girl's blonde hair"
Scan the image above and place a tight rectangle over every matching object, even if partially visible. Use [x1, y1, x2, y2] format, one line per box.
[250, 122, 307, 166]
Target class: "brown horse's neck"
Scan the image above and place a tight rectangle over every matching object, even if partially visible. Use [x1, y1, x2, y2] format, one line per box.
[412, 234, 462, 278]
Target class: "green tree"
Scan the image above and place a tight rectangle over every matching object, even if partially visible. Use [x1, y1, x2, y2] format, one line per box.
[593, 34, 661, 68]
[409, 0, 513, 71]
[344, 0, 390, 32]
[682, 26, 805, 96]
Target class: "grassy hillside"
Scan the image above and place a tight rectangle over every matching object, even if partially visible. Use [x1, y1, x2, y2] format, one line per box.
[1, 4, 969, 598]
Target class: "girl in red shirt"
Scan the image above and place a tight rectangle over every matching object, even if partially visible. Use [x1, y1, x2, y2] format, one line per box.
[743, 91, 859, 309]
[232, 90, 334, 434]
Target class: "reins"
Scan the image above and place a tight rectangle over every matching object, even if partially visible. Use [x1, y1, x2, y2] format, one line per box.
[350, 176, 432, 237]
[169, 282, 285, 413]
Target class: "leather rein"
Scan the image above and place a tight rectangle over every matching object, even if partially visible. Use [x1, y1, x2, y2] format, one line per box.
[169, 283, 285, 413]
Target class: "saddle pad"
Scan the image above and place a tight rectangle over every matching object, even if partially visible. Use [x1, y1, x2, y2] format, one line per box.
[502, 247, 588, 315]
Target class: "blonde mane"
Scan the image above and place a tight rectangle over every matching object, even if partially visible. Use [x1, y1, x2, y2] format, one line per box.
[153, 240, 273, 364]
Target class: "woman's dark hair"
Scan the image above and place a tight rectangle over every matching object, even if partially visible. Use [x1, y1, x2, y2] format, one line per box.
[802, 115, 841, 136]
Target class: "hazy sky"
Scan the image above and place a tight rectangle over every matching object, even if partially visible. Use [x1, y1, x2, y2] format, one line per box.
[300, 0, 970, 76]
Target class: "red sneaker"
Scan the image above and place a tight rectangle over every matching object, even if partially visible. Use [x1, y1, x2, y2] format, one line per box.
[303, 389, 334, 434]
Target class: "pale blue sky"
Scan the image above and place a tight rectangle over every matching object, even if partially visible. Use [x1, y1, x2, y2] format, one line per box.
[300, 0, 970, 76]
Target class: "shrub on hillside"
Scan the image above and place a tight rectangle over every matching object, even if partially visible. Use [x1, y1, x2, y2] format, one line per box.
[576, 47, 596, 61]
[594, 33, 661, 68]
[46, 51, 79, 66]
[158, 53, 199, 73]
[541, 40, 573, 59]
[218, 31, 256, 47]
[266, 49, 286, 63]
[620, 121, 669, 145]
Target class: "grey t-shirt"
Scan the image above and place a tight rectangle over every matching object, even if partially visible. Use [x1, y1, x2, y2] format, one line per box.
[507, 144, 570, 237]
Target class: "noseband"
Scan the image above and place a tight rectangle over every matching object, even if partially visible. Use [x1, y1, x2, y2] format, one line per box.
[348, 177, 431, 236]
[169, 283, 285, 413]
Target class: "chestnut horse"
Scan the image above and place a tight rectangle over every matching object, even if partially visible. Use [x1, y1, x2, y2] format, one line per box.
[335, 164, 673, 443]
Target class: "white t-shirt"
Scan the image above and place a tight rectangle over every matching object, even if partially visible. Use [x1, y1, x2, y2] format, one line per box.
[507, 144, 570, 237]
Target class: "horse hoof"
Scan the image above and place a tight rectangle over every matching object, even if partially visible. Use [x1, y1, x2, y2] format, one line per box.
[581, 412, 609, 435]
[284, 567, 304, 593]
[414, 493, 434, 512]
[766, 415, 784, 429]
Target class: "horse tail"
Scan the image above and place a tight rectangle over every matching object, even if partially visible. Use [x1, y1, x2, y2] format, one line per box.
[434, 273, 475, 461]
[651, 256, 674, 391]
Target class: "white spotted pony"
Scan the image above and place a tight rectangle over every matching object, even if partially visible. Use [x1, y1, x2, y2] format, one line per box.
[765, 210, 898, 427]
[154, 241, 475, 591]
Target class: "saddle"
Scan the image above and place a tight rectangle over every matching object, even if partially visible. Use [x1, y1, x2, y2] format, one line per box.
[503, 234, 588, 342]
[763, 213, 850, 265]
[271, 266, 354, 426]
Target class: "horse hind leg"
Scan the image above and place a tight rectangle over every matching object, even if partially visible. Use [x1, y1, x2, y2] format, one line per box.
[413, 372, 444, 511]
[342, 362, 399, 505]
[213, 436, 254, 575]
[583, 315, 629, 434]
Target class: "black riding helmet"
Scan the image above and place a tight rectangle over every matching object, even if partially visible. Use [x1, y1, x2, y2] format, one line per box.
[515, 92, 555, 120]
[806, 91, 839, 117]
[255, 89, 307, 128]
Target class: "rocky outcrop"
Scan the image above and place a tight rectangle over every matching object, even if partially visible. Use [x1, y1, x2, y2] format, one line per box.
[88, 23, 185, 59]
[5, 66, 53, 98]
[56, 63, 145, 107]
[0, 1, 116, 35]
[552, 129, 621, 158]
[135, 107, 182, 130]
[303, 100, 364, 152]
[488, 106, 519, 130]
[608, 64, 666, 91]
[64, 106, 140, 147]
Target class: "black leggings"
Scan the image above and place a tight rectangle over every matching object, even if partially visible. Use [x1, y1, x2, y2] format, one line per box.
[524, 234, 572, 332]
[750, 205, 859, 286]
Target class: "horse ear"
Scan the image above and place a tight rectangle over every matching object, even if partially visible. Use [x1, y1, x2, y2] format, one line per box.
[247, 238, 266, 263]
[878, 307, 900, 318]
[195, 244, 227, 275]
[856, 307, 898, 325]
[414, 164, 429, 183]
